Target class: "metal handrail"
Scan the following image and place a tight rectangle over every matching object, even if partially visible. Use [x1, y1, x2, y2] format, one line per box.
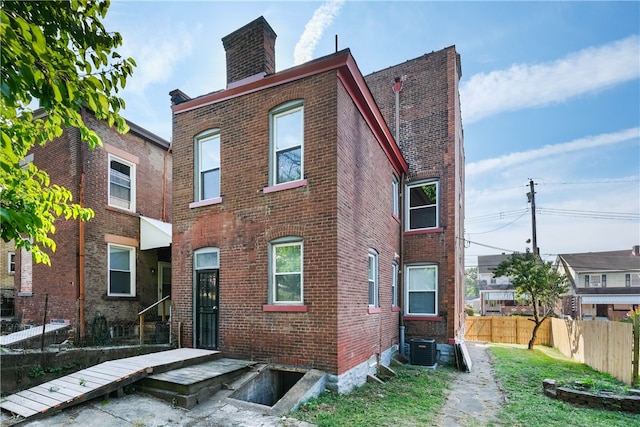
[138, 295, 171, 316]
[138, 295, 171, 345]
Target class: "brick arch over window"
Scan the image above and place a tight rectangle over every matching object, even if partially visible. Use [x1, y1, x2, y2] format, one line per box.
[265, 225, 306, 242]
[266, 95, 305, 112]
[192, 121, 222, 140]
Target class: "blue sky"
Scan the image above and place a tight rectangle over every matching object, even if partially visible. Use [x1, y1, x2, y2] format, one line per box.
[106, 1, 640, 266]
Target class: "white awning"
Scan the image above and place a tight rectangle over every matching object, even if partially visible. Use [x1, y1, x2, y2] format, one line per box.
[581, 295, 640, 305]
[140, 216, 172, 250]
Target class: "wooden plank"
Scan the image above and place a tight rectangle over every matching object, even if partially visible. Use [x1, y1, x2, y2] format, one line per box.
[3, 393, 50, 414]
[47, 378, 94, 395]
[0, 399, 38, 418]
[14, 390, 62, 409]
[30, 384, 77, 401]
[66, 373, 113, 387]
[71, 368, 122, 382]
[87, 364, 136, 378]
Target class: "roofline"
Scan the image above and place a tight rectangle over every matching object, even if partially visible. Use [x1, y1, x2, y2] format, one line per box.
[172, 49, 408, 174]
[31, 107, 171, 151]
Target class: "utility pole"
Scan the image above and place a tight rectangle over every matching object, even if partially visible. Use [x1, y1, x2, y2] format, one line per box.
[527, 179, 539, 257]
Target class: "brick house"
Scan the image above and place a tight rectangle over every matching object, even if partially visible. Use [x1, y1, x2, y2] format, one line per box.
[170, 17, 464, 391]
[13, 109, 172, 342]
[0, 240, 16, 317]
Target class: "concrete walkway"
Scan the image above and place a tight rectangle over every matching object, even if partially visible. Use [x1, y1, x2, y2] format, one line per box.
[434, 341, 505, 426]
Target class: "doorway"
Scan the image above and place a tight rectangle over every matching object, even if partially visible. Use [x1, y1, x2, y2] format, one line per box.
[196, 269, 219, 349]
[157, 262, 171, 317]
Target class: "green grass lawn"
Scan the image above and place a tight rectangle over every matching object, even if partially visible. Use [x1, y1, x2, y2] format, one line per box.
[489, 344, 640, 427]
[292, 344, 640, 427]
[293, 364, 455, 426]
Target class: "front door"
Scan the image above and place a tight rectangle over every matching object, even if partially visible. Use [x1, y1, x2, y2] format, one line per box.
[158, 262, 171, 317]
[196, 269, 219, 349]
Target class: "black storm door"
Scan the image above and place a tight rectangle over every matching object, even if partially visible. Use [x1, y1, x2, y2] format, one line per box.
[196, 270, 219, 349]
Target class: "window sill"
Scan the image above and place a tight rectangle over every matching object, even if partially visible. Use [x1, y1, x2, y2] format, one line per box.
[106, 295, 137, 300]
[17, 292, 33, 297]
[404, 227, 444, 236]
[189, 197, 223, 209]
[263, 179, 308, 194]
[262, 304, 308, 312]
[403, 315, 443, 321]
[391, 306, 402, 312]
[106, 205, 139, 216]
[368, 307, 382, 314]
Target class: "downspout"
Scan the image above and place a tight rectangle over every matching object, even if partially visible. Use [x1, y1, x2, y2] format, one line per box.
[162, 141, 172, 222]
[393, 77, 406, 356]
[78, 133, 87, 339]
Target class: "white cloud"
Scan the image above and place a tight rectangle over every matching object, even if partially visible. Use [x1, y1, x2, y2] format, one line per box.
[121, 24, 195, 94]
[294, 0, 345, 65]
[466, 127, 640, 177]
[461, 35, 640, 123]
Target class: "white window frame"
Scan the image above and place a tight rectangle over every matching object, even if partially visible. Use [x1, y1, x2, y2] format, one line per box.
[269, 238, 303, 304]
[405, 264, 438, 316]
[8, 252, 15, 275]
[406, 180, 439, 231]
[108, 154, 136, 212]
[392, 261, 399, 307]
[585, 274, 606, 288]
[194, 247, 220, 271]
[368, 249, 379, 307]
[626, 273, 640, 287]
[270, 101, 304, 186]
[194, 130, 221, 202]
[392, 175, 399, 217]
[107, 243, 136, 297]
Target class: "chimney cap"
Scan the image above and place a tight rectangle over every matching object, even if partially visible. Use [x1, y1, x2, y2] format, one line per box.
[222, 16, 277, 48]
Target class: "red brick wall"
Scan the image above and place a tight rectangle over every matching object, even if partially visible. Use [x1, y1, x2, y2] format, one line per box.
[14, 113, 171, 336]
[172, 70, 401, 375]
[365, 47, 465, 344]
[336, 80, 401, 373]
[14, 129, 80, 324]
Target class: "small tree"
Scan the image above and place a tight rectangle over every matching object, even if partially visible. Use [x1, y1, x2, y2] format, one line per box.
[493, 251, 569, 350]
[0, 0, 135, 265]
[465, 267, 479, 298]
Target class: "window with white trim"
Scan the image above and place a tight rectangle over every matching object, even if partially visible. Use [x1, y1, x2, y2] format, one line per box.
[392, 262, 399, 307]
[584, 274, 606, 288]
[195, 247, 220, 270]
[8, 252, 15, 274]
[626, 273, 640, 287]
[108, 155, 135, 211]
[195, 130, 221, 201]
[405, 264, 438, 315]
[108, 244, 135, 296]
[368, 249, 378, 307]
[270, 102, 304, 185]
[392, 175, 399, 217]
[270, 238, 303, 304]
[406, 181, 438, 230]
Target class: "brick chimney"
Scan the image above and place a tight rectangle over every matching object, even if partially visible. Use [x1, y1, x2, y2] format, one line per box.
[222, 16, 276, 88]
[633, 245, 640, 256]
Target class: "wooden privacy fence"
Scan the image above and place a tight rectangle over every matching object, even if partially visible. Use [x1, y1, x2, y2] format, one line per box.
[465, 316, 552, 345]
[464, 316, 633, 384]
[551, 317, 632, 385]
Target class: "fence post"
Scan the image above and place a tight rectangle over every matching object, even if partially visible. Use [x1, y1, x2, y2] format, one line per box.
[40, 293, 48, 351]
[632, 312, 639, 386]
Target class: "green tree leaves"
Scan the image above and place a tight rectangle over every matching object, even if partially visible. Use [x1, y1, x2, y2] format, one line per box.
[493, 251, 569, 349]
[0, 0, 135, 265]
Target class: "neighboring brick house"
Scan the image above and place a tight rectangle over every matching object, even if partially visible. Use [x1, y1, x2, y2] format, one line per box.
[13, 109, 172, 342]
[557, 246, 640, 320]
[170, 17, 464, 392]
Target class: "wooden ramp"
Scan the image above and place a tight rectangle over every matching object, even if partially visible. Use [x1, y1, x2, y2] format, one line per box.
[0, 348, 219, 425]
